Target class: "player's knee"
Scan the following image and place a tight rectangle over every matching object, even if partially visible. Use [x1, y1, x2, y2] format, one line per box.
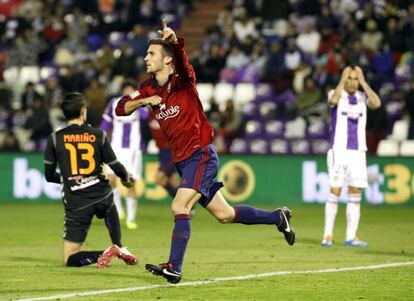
[170, 202, 188, 215]
[215, 211, 235, 224]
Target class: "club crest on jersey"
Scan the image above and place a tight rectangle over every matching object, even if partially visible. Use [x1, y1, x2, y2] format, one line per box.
[155, 105, 180, 121]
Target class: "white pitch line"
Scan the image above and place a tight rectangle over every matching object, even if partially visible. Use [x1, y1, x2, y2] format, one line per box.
[13, 261, 414, 301]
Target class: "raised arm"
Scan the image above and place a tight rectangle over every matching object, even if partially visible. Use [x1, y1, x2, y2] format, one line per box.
[328, 66, 351, 107]
[355, 66, 381, 109]
[158, 19, 196, 83]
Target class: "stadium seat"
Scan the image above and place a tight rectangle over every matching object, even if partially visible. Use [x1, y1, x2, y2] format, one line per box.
[214, 83, 234, 111]
[249, 138, 269, 154]
[244, 120, 265, 138]
[385, 101, 404, 123]
[242, 102, 259, 120]
[256, 83, 274, 99]
[376, 139, 399, 156]
[258, 101, 277, 119]
[274, 89, 296, 105]
[389, 119, 409, 141]
[290, 139, 311, 155]
[265, 120, 284, 138]
[229, 138, 249, 154]
[311, 139, 330, 155]
[284, 116, 306, 138]
[233, 83, 256, 110]
[197, 83, 214, 111]
[399, 140, 414, 156]
[307, 118, 328, 139]
[269, 139, 290, 154]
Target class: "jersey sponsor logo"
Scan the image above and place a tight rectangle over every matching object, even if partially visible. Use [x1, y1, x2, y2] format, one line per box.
[68, 175, 100, 191]
[155, 105, 180, 121]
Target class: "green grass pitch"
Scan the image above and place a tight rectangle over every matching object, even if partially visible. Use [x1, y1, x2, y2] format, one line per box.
[0, 203, 413, 300]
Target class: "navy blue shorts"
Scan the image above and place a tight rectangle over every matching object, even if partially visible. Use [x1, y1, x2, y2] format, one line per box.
[158, 148, 176, 176]
[175, 144, 223, 208]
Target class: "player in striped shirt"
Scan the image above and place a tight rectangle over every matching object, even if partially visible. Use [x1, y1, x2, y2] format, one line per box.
[101, 80, 142, 229]
[322, 66, 381, 247]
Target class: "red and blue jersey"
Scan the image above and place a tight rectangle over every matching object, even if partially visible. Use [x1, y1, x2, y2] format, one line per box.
[116, 38, 214, 162]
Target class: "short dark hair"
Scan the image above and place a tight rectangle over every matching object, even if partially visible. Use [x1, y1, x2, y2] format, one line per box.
[61, 92, 86, 120]
[121, 79, 137, 91]
[148, 38, 174, 57]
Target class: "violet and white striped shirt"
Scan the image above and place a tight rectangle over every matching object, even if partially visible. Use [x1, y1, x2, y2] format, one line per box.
[328, 89, 368, 152]
[101, 98, 141, 150]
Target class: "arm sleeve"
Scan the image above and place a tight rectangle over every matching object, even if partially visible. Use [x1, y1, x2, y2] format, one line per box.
[101, 132, 129, 181]
[115, 87, 147, 116]
[44, 135, 61, 183]
[100, 100, 114, 133]
[172, 38, 196, 84]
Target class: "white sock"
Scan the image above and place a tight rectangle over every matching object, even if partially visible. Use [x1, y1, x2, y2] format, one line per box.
[323, 193, 339, 239]
[113, 188, 124, 218]
[346, 194, 361, 241]
[126, 197, 137, 223]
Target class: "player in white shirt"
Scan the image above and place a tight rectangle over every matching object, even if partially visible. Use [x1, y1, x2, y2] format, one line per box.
[322, 66, 381, 247]
[101, 80, 142, 229]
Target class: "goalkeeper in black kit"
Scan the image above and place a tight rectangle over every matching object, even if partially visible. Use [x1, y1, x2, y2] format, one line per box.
[44, 92, 138, 268]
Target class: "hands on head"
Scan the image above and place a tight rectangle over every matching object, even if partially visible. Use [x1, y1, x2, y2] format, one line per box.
[341, 65, 366, 85]
[158, 18, 178, 44]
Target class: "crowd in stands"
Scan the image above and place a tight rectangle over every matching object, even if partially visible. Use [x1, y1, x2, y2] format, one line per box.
[0, 0, 413, 156]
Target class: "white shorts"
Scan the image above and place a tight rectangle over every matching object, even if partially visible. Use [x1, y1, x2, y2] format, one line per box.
[105, 147, 142, 180]
[327, 149, 367, 188]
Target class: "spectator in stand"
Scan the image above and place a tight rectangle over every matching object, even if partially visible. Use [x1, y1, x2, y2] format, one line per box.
[346, 39, 370, 69]
[296, 76, 323, 111]
[232, 6, 258, 44]
[296, 24, 321, 59]
[284, 38, 303, 72]
[24, 96, 52, 151]
[0, 131, 20, 152]
[203, 43, 225, 83]
[84, 78, 107, 127]
[361, 19, 383, 53]
[383, 17, 405, 62]
[221, 99, 242, 148]
[21, 82, 42, 111]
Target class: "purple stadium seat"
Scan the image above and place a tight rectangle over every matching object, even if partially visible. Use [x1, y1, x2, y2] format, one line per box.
[269, 139, 290, 154]
[258, 101, 277, 119]
[265, 120, 284, 138]
[229, 138, 250, 154]
[386, 100, 404, 122]
[242, 102, 259, 120]
[307, 118, 328, 139]
[256, 83, 274, 100]
[244, 120, 265, 138]
[311, 139, 330, 155]
[274, 89, 296, 106]
[249, 138, 269, 154]
[290, 139, 311, 155]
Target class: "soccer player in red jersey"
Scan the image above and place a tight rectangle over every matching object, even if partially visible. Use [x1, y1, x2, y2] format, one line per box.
[116, 20, 296, 284]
